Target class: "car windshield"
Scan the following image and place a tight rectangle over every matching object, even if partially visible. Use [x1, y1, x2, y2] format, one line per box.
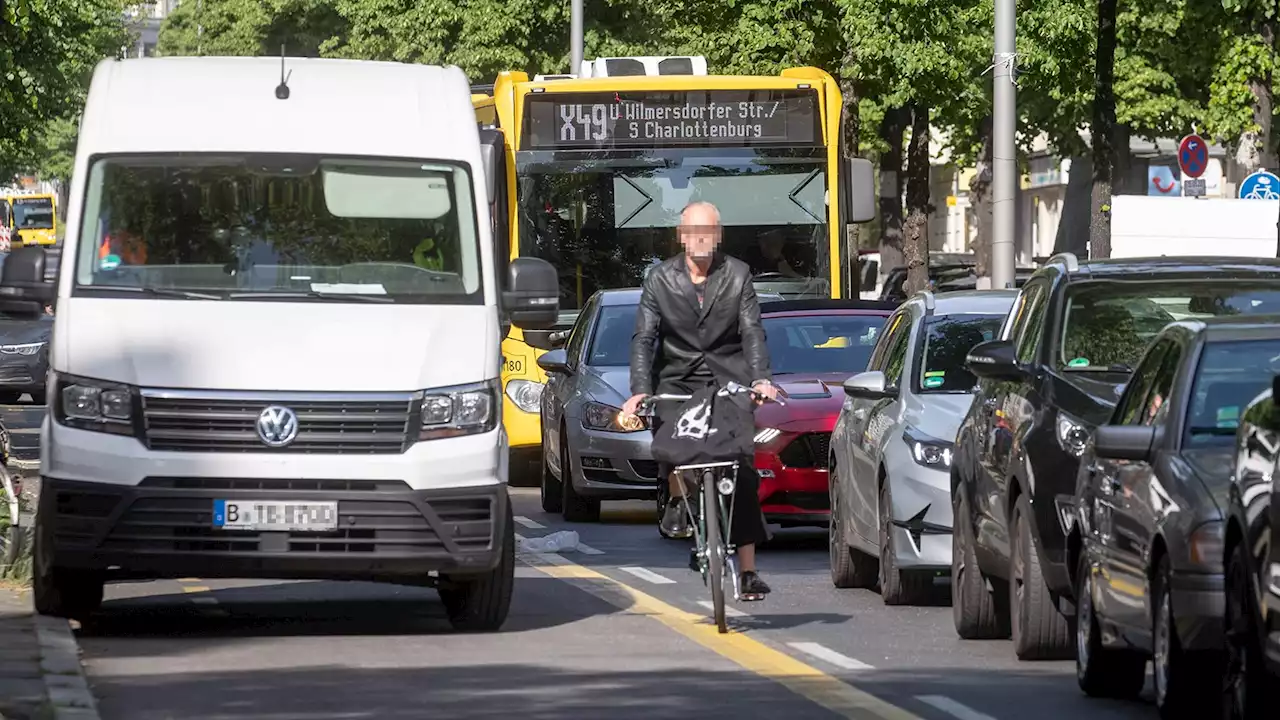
[1060, 281, 1280, 371]
[1185, 338, 1280, 447]
[916, 313, 1005, 393]
[587, 304, 638, 366]
[12, 197, 54, 229]
[763, 313, 886, 375]
[72, 154, 484, 303]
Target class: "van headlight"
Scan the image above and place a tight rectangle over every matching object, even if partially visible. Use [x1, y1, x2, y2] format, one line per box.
[505, 379, 544, 414]
[54, 374, 136, 436]
[420, 379, 499, 441]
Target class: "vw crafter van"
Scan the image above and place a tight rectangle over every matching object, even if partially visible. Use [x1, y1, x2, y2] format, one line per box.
[0, 56, 559, 632]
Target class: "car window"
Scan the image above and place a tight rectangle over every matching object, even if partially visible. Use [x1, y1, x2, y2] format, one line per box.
[1014, 281, 1049, 363]
[1185, 338, 1280, 447]
[868, 310, 907, 371]
[564, 296, 597, 366]
[883, 315, 914, 387]
[1139, 340, 1182, 425]
[915, 313, 1005, 393]
[1115, 339, 1170, 425]
[1060, 281, 1280, 372]
[587, 304, 637, 366]
[763, 313, 886, 375]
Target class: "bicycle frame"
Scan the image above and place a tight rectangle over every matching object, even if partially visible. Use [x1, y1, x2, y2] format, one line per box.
[673, 460, 742, 602]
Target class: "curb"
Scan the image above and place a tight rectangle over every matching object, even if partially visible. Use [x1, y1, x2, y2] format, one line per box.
[31, 607, 101, 720]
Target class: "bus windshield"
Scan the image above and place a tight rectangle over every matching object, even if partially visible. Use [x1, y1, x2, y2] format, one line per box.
[516, 148, 830, 311]
[12, 196, 54, 230]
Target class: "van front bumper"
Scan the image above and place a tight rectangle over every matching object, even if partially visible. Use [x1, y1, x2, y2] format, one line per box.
[38, 476, 509, 582]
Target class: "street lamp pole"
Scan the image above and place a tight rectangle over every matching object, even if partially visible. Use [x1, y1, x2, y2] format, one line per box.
[991, 0, 1017, 289]
[570, 0, 583, 75]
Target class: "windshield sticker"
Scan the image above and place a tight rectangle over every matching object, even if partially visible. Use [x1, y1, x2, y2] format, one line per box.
[99, 254, 121, 271]
[923, 375, 945, 389]
[1217, 406, 1240, 428]
[1068, 357, 1090, 368]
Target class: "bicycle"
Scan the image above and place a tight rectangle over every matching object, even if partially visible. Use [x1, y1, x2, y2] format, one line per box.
[631, 381, 785, 633]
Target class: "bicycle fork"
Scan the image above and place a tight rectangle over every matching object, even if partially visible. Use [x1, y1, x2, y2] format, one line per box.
[679, 464, 742, 602]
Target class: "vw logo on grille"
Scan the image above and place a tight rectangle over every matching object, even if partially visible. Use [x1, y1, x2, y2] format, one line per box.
[256, 405, 299, 447]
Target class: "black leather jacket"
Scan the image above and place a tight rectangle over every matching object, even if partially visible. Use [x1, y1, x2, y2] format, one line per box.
[630, 253, 772, 396]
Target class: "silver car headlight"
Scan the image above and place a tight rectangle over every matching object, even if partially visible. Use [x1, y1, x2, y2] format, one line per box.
[1056, 411, 1090, 457]
[0, 342, 44, 356]
[505, 378, 544, 414]
[420, 379, 499, 441]
[583, 401, 644, 433]
[902, 426, 953, 469]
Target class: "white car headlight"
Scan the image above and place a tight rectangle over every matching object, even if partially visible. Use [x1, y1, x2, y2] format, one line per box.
[505, 378, 544, 414]
[0, 342, 44, 356]
[1056, 412, 1090, 457]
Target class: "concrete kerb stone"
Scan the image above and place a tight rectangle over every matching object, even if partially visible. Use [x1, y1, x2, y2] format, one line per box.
[30, 611, 100, 720]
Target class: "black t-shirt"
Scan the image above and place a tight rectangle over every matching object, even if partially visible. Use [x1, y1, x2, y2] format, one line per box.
[685, 278, 714, 382]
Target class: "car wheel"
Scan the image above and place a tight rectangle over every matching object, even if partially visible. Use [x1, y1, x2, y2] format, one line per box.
[1010, 494, 1073, 660]
[560, 432, 600, 523]
[952, 486, 1010, 639]
[1074, 549, 1145, 698]
[439, 503, 514, 632]
[879, 480, 930, 605]
[540, 443, 562, 514]
[1222, 541, 1276, 720]
[829, 469, 877, 589]
[1152, 553, 1221, 717]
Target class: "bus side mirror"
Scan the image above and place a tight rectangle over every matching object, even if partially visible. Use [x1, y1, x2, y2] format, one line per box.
[504, 257, 558, 330]
[479, 132, 500, 205]
[0, 245, 54, 318]
[844, 157, 875, 223]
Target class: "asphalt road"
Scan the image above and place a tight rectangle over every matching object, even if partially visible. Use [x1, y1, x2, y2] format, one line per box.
[53, 488, 1168, 720]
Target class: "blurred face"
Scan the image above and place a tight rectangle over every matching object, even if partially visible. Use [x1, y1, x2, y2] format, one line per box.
[679, 204, 721, 262]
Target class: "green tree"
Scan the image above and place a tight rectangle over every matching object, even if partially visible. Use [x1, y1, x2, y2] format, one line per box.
[1, 0, 132, 181]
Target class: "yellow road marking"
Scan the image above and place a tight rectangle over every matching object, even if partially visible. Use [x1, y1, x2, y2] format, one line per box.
[525, 553, 921, 720]
[178, 580, 228, 615]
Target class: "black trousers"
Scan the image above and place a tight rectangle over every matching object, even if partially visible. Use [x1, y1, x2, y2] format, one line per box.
[650, 379, 770, 548]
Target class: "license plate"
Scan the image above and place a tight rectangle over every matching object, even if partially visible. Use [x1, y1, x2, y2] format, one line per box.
[212, 500, 338, 532]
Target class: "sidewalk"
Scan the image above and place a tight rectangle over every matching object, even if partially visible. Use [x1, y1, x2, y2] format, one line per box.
[0, 585, 100, 720]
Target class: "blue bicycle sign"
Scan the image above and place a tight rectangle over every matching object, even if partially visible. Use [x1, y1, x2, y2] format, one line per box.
[1239, 170, 1280, 200]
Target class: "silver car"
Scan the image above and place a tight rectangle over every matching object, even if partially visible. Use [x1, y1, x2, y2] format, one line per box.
[537, 289, 656, 522]
[829, 289, 1016, 605]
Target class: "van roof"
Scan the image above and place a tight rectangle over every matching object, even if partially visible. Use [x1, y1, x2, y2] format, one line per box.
[79, 57, 479, 161]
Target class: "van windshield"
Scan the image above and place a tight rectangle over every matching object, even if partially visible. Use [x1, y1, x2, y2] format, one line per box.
[72, 155, 484, 303]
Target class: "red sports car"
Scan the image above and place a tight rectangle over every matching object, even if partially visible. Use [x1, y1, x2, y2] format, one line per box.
[752, 300, 896, 528]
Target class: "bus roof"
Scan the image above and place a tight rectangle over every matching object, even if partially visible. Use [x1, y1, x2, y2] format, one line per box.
[494, 66, 835, 94]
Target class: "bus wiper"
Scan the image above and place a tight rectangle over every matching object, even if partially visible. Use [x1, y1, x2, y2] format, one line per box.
[81, 285, 223, 300]
[228, 291, 394, 303]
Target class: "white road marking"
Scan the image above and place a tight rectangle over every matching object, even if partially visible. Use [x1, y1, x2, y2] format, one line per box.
[787, 642, 875, 671]
[916, 696, 998, 720]
[696, 600, 748, 618]
[513, 515, 546, 530]
[619, 566, 676, 584]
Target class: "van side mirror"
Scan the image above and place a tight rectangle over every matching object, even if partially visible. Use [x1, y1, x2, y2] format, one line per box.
[0, 245, 54, 318]
[844, 158, 875, 223]
[503, 257, 558, 330]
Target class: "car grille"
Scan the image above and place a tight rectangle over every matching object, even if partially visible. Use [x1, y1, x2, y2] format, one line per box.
[141, 393, 415, 454]
[0, 365, 35, 384]
[777, 432, 832, 469]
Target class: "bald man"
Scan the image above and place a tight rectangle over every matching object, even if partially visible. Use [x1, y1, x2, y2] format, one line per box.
[621, 201, 778, 600]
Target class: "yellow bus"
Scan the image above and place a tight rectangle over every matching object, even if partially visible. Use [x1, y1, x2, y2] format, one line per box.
[2, 192, 58, 246]
[473, 57, 874, 483]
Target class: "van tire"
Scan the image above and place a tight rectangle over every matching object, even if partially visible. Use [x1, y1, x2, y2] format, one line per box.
[440, 504, 515, 632]
[32, 520, 103, 620]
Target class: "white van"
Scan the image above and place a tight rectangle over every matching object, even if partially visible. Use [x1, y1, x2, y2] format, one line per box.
[0, 56, 559, 632]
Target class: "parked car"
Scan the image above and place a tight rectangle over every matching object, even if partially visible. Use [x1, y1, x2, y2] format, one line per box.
[830, 289, 1016, 604]
[1072, 316, 1280, 716]
[954, 252, 1280, 660]
[537, 290, 896, 527]
[0, 307, 51, 405]
[1223, 381, 1280, 719]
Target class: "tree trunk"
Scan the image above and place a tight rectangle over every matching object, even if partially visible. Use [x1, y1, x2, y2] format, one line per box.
[903, 103, 932, 296]
[878, 107, 907, 277]
[1088, 0, 1118, 259]
[969, 116, 993, 287]
[1238, 19, 1276, 175]
[840, 65, 862, 296]
[1112, 123, 1131, 194]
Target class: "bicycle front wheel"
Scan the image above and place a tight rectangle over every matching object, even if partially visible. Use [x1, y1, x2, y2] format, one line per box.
[703, 469, 727, 633]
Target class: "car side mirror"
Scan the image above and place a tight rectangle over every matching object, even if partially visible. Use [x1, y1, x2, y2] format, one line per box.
[843, 370, 895, 400]
[503, 257, 558, 330]
[966, 339, 1023, 382]
[0, 245, 54, 318]
[1094, 425, 1155, 462]
[536, 348, 570, 375]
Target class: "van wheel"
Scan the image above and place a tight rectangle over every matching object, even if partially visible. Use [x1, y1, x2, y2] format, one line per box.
[440, 504, 514, 632]
[32, 521, 103, 620]
[952, 488, 1010, 639]
[560, 435, 600, 522]
[1075, 550, 1145, 698]
[829, 471, 877, 588]
[1010, 494, 1073, 660]
[540, 446, 562, 514]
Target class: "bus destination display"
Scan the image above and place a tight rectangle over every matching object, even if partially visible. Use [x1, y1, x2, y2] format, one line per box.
[524, 90, 819, 149]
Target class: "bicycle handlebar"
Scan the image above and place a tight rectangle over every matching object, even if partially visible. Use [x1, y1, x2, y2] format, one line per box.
[633, 381, 786, 415]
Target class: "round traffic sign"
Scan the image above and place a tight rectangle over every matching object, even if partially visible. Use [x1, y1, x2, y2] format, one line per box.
[1239, 170, 1280, 199]
[1178, 134, 1208, 178]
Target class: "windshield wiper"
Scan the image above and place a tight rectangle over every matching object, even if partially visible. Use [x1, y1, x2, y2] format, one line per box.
[80, 286, 223, 300]
[227, 291, 394, 303]
[1188, 425, 1237, 436]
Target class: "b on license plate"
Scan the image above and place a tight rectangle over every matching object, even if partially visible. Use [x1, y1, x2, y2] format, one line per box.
[212, 500, 338, 532]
